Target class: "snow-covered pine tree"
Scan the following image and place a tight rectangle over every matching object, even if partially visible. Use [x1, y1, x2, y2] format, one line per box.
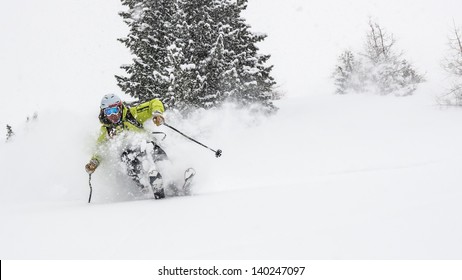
[6, 124, 14, 142]
[116, 0, 178, 106]
[117, 0, 276, 111]
[332, 50, 364, 94]
[179, 0, 276, 110]
[217, 0, 276, 110]
[162, 0, 192, 109]
[171, 0, 218, 110]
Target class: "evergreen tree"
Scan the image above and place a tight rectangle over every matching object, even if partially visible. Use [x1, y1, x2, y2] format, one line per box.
[217, 0, 276, 109]
[163, 1, 193, 109]
[117, 0, 276, 111]
[175, 0, 218, 110]
[177, 0, 276, 110]
[332, 50, 364, 94]
[6, 124, 14, 142]
[116, 0, 178, 106]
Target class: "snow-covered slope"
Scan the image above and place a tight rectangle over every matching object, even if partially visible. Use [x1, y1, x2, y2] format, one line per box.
[1, 0, 462, 259]
[1, 93, 462, 259]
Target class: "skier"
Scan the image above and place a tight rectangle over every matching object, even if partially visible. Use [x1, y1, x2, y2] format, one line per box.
[84, 94, 169, 199]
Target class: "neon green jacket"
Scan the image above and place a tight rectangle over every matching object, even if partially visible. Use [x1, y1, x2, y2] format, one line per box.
[91, 99, 165, 162]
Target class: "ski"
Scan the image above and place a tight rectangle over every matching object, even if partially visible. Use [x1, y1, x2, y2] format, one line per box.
[182, 168, 196, 196]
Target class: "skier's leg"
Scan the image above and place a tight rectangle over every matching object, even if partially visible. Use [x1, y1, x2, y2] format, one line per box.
[154, 158, 180, 196]
[121, 149, 147, 191]
[152, 142, 168, 162]
[148, 169, 165, 199]
[149, 142, 196, 196]
[144, 142, 166, 199]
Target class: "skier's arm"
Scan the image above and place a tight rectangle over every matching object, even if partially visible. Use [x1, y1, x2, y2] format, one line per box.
[150, 99, 165, 126]
[149, 99, 165, 115]
[85, 127, 107, 174]
[133, 99, 165, 125]
[91, 127, 108, 161]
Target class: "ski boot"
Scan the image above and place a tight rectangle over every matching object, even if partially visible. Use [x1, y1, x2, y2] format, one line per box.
[148, 169, 165, 199]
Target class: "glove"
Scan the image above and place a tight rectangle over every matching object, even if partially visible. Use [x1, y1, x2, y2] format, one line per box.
[85, 159, 99, 174]
[153, 111, 164, 126]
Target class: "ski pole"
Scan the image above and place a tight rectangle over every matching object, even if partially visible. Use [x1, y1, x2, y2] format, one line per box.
[88, 174, 93, 203]
[163, 123, 222, 158]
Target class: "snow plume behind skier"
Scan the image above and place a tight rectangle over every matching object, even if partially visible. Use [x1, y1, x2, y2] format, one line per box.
[85, 93, 182, 200]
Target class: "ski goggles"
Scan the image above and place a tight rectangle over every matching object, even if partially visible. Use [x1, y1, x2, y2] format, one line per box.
[103, 106, 120, 116]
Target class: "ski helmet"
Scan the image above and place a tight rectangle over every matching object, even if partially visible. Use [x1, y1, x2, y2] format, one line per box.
[100, 94, 122, 109]
[100, 94, 123, 124]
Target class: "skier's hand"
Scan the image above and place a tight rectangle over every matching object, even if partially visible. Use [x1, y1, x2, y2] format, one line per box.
[153, 111, 164, 126]
[85, 159, 99, 174]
